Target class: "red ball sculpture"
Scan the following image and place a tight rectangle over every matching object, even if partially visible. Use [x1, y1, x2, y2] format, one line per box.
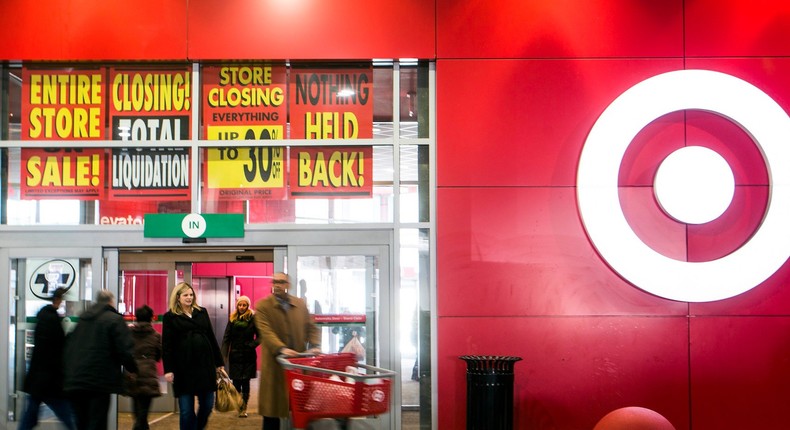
[593, 407, 676, 430]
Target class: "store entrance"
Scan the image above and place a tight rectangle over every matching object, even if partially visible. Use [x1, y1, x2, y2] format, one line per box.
[6, 241, 396, 430]
[109, 245, 395, 430]
[114, 248, 276, 428]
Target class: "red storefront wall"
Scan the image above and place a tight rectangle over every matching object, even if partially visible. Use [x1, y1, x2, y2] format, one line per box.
[436, 1, 790, 429]
[5, 1, 790, 428]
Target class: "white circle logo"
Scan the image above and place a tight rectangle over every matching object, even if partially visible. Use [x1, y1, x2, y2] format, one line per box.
[291, 379, 305, 392]
[654, 146, 735, 224]
[577, 69, 790, 302]
[181, 213, 206, 238]
[371, 389, 385, 402]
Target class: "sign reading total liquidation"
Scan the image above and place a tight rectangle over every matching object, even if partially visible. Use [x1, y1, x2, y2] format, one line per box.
[577, 70, 790, 303]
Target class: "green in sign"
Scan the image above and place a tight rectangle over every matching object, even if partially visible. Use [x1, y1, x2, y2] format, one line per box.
[143, 213, 245, 238]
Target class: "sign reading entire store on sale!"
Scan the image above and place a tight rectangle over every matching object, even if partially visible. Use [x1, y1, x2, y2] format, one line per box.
[202, 64, 288, 200]
[289, 67, 374, 197]
[20, 66, 107, 199]
[21, 66, 106, 140]
[20, 148, 106, 200]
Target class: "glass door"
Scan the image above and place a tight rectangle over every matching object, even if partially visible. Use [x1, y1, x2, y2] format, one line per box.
[3, 247, 102, 430]
[288, 245, 395, 430]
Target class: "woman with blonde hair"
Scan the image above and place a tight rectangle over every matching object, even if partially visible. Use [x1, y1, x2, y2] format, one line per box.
[221, 295, 259, 417]
[162, 282, 224, 430]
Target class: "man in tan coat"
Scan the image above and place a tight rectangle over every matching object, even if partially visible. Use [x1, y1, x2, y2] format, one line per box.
[254, 272, 321, 430]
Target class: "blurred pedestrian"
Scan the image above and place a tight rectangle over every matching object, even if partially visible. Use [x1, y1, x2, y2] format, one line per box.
[221, 295, 258, 418]
[162, 282, 224, 430]
[19, 287, 76, 430]
[64, 290, 138, 430]
[126, 305, 162, 430]
[255, 272, 321, 430]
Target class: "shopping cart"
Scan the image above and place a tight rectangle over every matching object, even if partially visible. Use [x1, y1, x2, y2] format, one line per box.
[277, 352, 397, 429]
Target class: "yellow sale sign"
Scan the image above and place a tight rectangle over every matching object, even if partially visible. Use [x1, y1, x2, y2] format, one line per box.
[204, 146, 286, 200]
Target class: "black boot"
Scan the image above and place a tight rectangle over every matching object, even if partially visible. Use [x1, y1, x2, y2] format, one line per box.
[238, 393, 249, 418]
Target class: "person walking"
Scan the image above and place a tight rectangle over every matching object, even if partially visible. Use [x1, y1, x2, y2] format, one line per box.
[162, 282, 224, 430]
[221, 295, 258, 418]
[64, 290, 138, 430]
[254, 272, 321, 430]
[125, 305, 162, 430]
[19, 287, 76, 430]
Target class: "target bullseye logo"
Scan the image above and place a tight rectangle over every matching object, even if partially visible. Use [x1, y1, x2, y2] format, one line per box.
[291, 379, 305, 391]
[577, 69, 790, 302]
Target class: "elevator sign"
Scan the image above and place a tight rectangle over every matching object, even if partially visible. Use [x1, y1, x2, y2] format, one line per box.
[143, 213, 244, 238]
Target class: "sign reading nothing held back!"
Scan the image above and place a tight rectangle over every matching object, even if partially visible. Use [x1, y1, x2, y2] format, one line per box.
[289, 67, 374, 139]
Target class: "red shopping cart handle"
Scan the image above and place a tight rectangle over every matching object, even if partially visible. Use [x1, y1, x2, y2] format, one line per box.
[277, 352, 397, 382]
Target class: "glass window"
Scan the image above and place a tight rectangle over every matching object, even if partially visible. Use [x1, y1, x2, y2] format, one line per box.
[399, 228, 430, 412]
[399, 62, 429, 139]
[0, 60, 429, 226]
[399, 144, 430, 223]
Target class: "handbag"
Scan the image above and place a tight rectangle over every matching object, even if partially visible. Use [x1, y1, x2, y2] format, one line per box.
[215, 368, 242, 412]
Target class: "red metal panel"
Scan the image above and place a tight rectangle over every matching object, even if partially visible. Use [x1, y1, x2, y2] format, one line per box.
[438, 316, 690, 430]
[187, 0, 435, 60]
[686, 0, 790, 57]
[192, 262, 227, 277]
[690, 316, 790, 428]
[436, 59, 683, 187]
[0, 0, 187, 61]
[437, 0, 683, 59]
[436, 187, 689, 317]
[226, 262, 271, 277]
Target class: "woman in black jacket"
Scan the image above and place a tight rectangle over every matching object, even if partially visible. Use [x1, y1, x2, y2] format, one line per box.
[126, 304, 162, 430]
[221, 295, 258, 417]
[162, 282, 224, 430]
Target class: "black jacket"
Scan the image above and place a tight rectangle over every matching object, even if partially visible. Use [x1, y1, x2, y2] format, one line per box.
[23, 304, 67, 398]
[221, 316, 258, 380]
[162, 308, 224, 395]
[63, 303, 138, 393]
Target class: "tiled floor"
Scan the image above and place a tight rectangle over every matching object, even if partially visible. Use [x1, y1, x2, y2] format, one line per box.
[117, 366, 423, 430]
[118, 410, 419, 429]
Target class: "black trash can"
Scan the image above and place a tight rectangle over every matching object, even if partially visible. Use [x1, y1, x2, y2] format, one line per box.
[460, 355, 522, 430]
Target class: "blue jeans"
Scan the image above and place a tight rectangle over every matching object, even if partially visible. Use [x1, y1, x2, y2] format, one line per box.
[177, 391, 215, 430]
[19, 394, 76, 430]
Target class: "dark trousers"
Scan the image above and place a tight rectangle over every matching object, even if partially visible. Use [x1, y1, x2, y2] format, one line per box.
[262, 416, 280, 430]
[19, 394, 76, 430]
[233, 378, 251, 396]
[132, 395, 154, 430]
[70, 391, 111, 430]
[177, 391, 215, 430]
